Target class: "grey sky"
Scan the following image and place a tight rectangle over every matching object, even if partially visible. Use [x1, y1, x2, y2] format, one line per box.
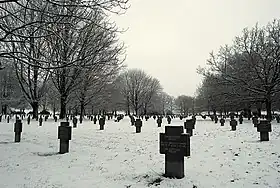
[113, 0, 280, 97]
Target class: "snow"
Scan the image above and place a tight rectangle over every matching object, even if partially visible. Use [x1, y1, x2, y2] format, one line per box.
[0, 116, 280, 188]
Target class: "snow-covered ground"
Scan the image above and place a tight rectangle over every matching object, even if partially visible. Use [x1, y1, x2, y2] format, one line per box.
[0, 116, 280, 188]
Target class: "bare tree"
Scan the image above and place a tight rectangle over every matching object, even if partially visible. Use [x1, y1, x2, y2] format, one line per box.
[116, 69, 162, 116]
[0, 0, 129, 68]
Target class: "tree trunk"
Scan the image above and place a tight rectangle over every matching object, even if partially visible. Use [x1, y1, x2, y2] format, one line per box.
[30, 101, 39, 119]
[60, 94, 67, 119]
[53, 103, 56, 118]
[2, 104, 8, 115]
[80, 100, 85, 122]
[265, 96, 272, 121]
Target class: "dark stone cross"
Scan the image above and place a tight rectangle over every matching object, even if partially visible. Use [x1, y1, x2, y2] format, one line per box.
[27, 116, 31, 125]
[99, 117, 105, 130]
[39, 116, 43, 126]
[184, 119, 195, 136]
[73, 117, 78, 128]
[252, 116, 258, 127]
[135, 118, 142, 133]
[214, 115, 218, 123]
[220, 118, 225, 126]
[14, 119, 23, 142]
[257, 120, 272, 141]
[130, 115, 135, 126]
[58, 122, 72, 154]
[93, 116, 97, 124]
[157, 117, 162, 127]
[230, 119, 237, 131]
[239, 116, 243, 124]
[167, 116, 171, 124]
[276, 116, 280, 123]
[160, 126, 190, 179]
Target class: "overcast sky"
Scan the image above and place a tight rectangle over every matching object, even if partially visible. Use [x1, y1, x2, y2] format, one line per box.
[113, 0, 280, 97]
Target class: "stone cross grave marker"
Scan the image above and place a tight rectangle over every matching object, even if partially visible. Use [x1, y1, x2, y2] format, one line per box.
[230, 119, 237, 131]
[14, 119, 23, 142]
[167, 116, 171, 124]
[214, 115, 218, 123]
[39, 116, 43, 126]
[276, 116, 280, 123]
[252, 116, 258, 127]
[160, 126, 190, 179]
[257, 120, 272, 141]
[184, 119, 195, 136]
[130, 115, 135, 126]
[27, 116, 31, 125]
[93, 116, 97, 124]
[239, 115, 243, 124]
[58, 122, 72, 154]
[220, 118, 225, 126]
[73, 117, 78, 128]
[157, 117, 162, 127]
[99, 117, 105, 130]
[135, 118, 142, 133]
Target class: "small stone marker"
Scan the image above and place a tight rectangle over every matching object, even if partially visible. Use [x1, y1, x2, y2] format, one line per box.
[14, 119, 23, 142]
[39, 116, 43, 126]
[27, 116, 31, 125]
[99, 117, 105, 130]
[130, 115, 135, 126]
[7, 116, 10, 123]
[257, 120, 272, 141]
[58, 122, 72, 154]
[276, 116, 280, 123]
[135, 118, 142, 133]
[184, 119, 195, 136]
[44, 115, 48, 121]
[157, 117, 162, 127]
[160, 126, 190, 179]
[167, 116, 171, 124]
[145, 116, 149, 121]
[214, 115, 218, 123]
[230, 119, 237, 131]
[54, 116, 58, 122]
[252, 116, 258, 127]
[239, 116, 243, 124]
[93, 116, 97, 124]
[179, 115, 183, 120]
[73, 117, 78, 128]
[0, 114, 2, 122]
[220, 118, 225, 126]
[79, 116, 83, 124]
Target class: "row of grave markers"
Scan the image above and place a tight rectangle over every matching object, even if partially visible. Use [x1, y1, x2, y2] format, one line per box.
[3, 113, 276, 180]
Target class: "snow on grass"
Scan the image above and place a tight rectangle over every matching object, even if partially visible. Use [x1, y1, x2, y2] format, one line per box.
[0, 116, 280, 188]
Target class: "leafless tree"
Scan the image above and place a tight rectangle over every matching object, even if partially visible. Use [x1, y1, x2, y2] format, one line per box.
[0, 0, 129, 68]
[116, 69, 162, 116]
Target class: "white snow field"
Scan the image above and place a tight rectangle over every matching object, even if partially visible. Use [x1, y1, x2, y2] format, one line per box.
[0, 116, 280, 188]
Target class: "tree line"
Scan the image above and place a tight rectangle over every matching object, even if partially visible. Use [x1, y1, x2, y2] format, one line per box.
[196, 19, 280, 120]
[0, 0, 197, 119]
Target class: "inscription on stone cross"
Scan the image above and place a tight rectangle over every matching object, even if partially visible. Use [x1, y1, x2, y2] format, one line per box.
[160, 126, 190, 179]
